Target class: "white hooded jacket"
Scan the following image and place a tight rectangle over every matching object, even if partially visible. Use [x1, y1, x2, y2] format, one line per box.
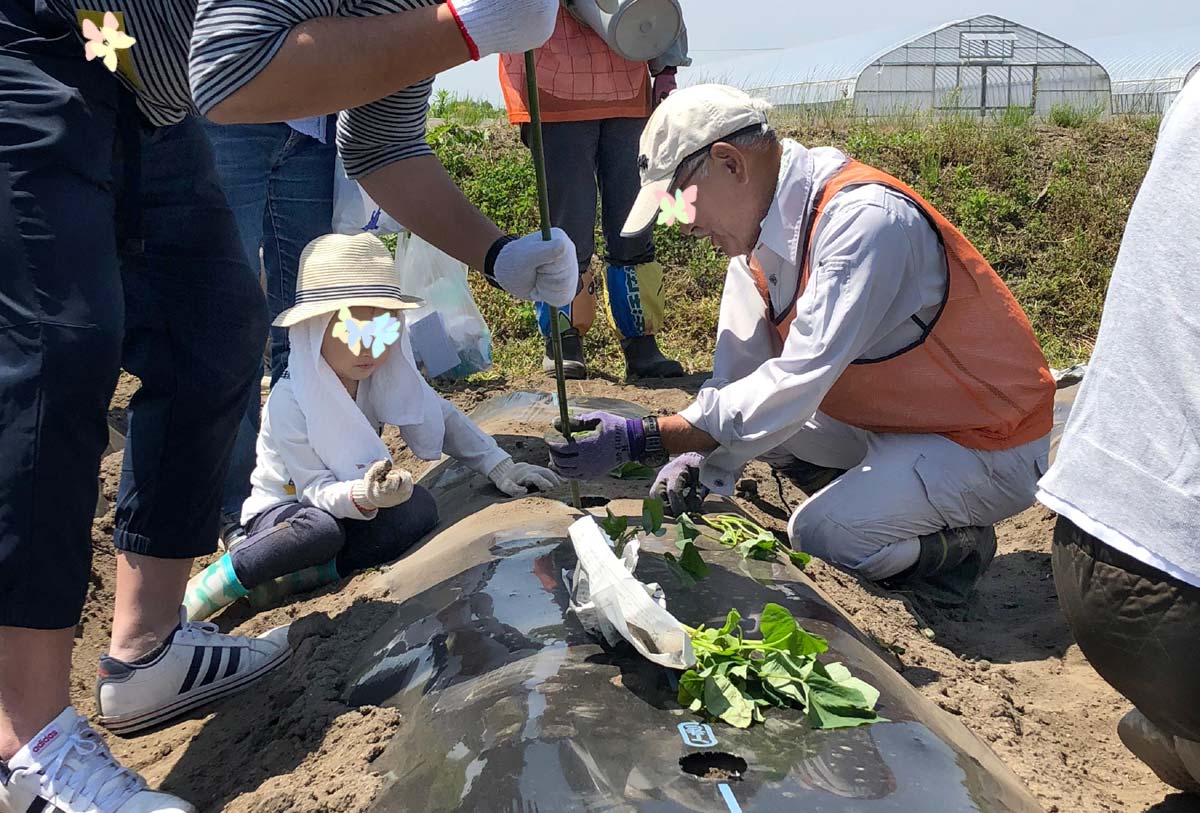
[240, 313, 508, 524]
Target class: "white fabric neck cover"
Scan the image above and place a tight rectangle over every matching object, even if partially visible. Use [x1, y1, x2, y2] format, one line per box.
[288, 313, 446, 482]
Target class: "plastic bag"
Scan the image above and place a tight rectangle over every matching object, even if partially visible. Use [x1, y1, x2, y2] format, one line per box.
[394, 233, 492, 379]
[332, 154, 404, 236]
[567, 515, 695, 671]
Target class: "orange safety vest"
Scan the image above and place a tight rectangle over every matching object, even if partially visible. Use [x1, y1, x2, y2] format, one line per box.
[499, 7, 651, 124]
[749, 161, 1054, 452]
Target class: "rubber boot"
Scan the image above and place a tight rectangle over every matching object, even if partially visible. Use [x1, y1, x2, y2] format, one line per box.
[620, 335, 683, 380]
[183, 555, 249, 622]
[771, 459, 848, 497]
[887, 525, 998, 606]
[1175, 738, 1200, 791]
[1118, 710, 1200, 793]
[542, 328, 587, 380]
[246, 559, 342, 610]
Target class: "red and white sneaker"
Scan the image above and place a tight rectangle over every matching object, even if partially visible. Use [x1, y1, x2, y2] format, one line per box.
[96, 608, 290, 735]
[0, 706, 193, 813]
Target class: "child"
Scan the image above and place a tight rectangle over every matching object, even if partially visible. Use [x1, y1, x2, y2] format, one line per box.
[184, 233, 560, 620]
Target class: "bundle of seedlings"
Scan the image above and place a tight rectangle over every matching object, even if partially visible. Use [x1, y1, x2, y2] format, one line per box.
[679, 604, 884, 730]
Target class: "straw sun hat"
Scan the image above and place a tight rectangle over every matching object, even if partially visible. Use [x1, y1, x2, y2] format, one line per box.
[272, 232, 423, 328]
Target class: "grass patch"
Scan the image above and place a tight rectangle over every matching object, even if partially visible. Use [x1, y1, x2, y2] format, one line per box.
[426, 112, 1156, 379]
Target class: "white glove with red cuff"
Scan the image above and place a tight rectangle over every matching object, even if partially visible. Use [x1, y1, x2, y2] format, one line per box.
[487, 228, 578, 308]
[445, 0, 558, 60]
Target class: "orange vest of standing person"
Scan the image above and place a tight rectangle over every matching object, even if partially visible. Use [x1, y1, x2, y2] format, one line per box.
[748, 160, 1054, 452]
[499, 6, 652, 124]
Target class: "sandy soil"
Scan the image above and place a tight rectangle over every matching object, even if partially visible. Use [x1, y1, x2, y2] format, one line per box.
[76, 373, 1197, 813]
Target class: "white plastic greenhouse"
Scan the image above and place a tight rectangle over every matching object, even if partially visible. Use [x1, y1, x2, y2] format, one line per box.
[1079, 30, 1200, 115]
[693, 14, 1114, 117]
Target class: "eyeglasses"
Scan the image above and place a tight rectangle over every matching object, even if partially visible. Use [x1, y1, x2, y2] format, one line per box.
[670, 148, 709, 196]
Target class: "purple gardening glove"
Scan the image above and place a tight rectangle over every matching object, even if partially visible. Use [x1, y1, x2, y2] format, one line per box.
[547, 411, 646, 480]
[651, 452, 708, 517]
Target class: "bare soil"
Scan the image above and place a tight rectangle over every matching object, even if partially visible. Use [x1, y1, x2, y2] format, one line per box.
[78, 373, 1197, 813]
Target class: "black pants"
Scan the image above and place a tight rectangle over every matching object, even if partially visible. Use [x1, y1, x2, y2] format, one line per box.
[231, 488, 440, 588]
[521, 117, 655, 267]
[522, 117, 665, 340]
[0, 3, 267, 628]
[1052, 516, 1200, 741]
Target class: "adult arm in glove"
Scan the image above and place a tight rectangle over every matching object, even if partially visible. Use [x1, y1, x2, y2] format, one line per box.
[197, 0, 573, 306]
[350, 460, 415, 513]
[547, 412, 717, 480]
[651, 453, 708, 516]
[202, 0, 558, 122]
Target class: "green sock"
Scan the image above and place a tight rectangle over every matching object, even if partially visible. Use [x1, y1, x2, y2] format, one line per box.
[183, 555, 249, 622]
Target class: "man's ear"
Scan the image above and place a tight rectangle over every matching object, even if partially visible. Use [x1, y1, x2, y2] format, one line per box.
[709, 142, 748, 183]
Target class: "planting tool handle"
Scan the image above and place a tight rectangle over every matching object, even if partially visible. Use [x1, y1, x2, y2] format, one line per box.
[525, 49, 582, 510]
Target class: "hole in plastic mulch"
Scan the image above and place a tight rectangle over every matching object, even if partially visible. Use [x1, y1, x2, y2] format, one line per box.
[680, 752, 749, 782]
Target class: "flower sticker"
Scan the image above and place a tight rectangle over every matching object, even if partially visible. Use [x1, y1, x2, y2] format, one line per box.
[81, 12, 135, 73]
[658, 185, 698, 227]
[331, 307, 401, 358]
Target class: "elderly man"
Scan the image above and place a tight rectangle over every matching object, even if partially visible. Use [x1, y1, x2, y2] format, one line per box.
[549, 85, 1054, 606]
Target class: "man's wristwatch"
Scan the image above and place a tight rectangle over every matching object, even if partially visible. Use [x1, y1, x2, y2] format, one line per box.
[640, 416, 669, 467]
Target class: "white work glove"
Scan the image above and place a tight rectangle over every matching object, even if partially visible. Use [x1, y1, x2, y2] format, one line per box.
[488, 229, 579, 308]
[488, 457, 563, 497]
[444, 0, 557, 60]
[351, 460, 414, 510]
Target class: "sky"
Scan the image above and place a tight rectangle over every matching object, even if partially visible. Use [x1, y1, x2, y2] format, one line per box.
[432, 0, 1194, 102]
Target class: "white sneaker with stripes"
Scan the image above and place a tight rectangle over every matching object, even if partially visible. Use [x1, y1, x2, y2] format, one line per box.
[95, 608, 290, 735]
[0, 706, 194, 813]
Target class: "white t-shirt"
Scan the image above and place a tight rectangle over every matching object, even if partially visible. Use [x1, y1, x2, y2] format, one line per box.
[1037, 75, 1200, 588]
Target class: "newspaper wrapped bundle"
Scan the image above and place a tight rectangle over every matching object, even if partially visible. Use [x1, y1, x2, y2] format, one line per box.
[567, 515, 695, 670]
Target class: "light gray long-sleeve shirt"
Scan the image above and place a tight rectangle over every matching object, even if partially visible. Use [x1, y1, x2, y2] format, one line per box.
[680, 140, 947, 493]
[1037, 75, 1200, 587]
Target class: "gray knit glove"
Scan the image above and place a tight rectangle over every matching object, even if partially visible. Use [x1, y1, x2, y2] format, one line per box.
[445, 0, 558, 60]
[489, 457, 562, 497]
[351, 460, 414, 510]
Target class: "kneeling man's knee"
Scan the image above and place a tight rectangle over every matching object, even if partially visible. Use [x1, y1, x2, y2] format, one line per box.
[789, 504, 869, 573]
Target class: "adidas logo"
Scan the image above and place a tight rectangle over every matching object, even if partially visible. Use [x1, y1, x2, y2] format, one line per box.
[30, 730, 58, 755]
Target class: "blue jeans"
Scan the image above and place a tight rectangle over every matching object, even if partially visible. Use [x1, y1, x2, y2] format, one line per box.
[200, 121, 336, 520]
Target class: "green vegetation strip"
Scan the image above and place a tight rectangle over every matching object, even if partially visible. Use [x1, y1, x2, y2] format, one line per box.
[424, 111, 1157, 379]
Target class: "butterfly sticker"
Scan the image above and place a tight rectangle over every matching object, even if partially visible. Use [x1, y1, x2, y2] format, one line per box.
[658, 185, 698, 228]
[331, 307, 401, 358]
[368, 312, 401, 359]
[81, 12, 136, 73]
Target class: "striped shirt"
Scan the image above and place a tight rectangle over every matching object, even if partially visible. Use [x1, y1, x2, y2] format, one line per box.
[46, 0, 437, 177]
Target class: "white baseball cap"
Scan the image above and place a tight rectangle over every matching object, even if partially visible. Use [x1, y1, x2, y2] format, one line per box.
[621, 84, 773, 237]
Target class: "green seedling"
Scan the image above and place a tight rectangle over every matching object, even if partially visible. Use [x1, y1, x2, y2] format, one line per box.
[598, 498, 666, 554]
[679, 603, 884, 730]
[702, 514, 811, 568]
[609, 461, 657, 480]
[663, 513, 709, 587]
